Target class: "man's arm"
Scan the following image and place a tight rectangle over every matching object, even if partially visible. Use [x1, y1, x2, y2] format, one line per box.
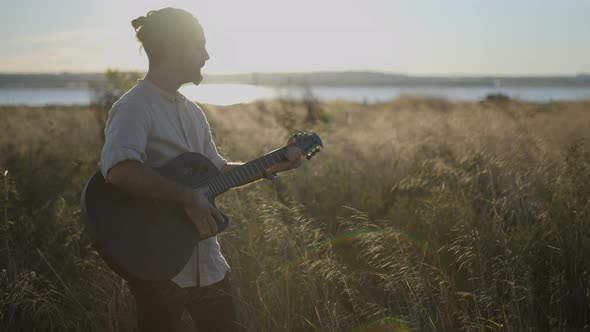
[107, 160, 222, 238]
[107, 160, 192, 205]
[220, 162, 264, 188]
[108, 159, 285, 198]
[220, 136, 303, 188]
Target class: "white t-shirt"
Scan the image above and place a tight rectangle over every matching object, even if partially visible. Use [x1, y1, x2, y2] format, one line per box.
[99, 79, 229, 288]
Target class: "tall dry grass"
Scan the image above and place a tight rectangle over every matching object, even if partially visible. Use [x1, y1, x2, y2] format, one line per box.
[1, 97, 589, 331]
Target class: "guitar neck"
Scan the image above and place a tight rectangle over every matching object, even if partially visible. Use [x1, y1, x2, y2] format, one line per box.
[205, 147, 287, 197]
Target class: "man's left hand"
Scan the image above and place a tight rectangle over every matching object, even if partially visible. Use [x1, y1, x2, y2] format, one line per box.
[268, 136, 302, 174]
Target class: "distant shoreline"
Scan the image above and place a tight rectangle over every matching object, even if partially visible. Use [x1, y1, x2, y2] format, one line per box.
[1, 84, 590, 106]
[1, 71, 589, 89]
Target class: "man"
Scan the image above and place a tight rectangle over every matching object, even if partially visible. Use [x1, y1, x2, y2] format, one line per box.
[99, 8, 301, 331]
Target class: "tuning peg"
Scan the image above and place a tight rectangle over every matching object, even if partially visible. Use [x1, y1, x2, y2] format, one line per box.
[306, 155, 312, 160]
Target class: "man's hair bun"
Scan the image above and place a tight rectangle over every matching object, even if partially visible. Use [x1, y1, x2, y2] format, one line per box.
[131, 16, 146, 30]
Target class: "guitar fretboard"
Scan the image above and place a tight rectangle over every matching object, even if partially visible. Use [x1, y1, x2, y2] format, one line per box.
[205, 147, 286, 197]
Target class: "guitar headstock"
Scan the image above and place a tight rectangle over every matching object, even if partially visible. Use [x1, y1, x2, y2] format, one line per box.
[290, 131, 324, 160]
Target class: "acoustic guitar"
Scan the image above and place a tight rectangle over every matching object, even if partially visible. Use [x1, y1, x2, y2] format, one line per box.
[80, 132, 323, 281]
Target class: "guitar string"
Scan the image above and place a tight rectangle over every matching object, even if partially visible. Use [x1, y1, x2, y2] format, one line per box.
[206, 148, 287, 197]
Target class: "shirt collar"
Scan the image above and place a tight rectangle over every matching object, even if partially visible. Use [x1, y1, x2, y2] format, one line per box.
[137, 79, 186, 104]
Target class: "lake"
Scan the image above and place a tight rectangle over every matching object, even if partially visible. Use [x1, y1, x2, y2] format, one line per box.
[1, 84, 590, 106]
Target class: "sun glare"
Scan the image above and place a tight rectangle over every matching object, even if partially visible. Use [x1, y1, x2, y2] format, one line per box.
[113, 0, 389, 74]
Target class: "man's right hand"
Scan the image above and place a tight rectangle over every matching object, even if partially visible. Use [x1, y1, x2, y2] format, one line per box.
[183, 189, 222, 239]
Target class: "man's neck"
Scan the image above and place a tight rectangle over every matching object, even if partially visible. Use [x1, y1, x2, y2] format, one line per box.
[144, 69, 182, 94]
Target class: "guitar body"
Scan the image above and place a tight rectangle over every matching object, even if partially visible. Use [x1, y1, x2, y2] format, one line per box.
[80, 152, 229, 281]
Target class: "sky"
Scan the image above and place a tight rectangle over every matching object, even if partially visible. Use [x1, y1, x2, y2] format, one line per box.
[1, 0, 589, 75]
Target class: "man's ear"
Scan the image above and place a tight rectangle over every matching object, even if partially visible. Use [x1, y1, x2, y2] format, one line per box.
[160, 41, 182, 66]
[161, 47, 176, 63]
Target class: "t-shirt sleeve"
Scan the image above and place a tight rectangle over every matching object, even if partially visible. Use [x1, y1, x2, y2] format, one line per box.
[196, 107, 228, 170]
[99, 101, 150, 181]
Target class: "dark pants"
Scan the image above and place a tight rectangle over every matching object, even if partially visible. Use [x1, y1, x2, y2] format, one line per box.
[126, 273, 238, 332]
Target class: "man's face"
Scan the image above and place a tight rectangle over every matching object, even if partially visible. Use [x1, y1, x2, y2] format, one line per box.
[178, 25, 209, 85]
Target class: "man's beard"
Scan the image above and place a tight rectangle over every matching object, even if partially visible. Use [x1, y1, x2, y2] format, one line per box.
[191, 69, 203, 85]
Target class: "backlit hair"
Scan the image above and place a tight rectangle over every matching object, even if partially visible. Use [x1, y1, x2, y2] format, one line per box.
[131, 8, 201, 67]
